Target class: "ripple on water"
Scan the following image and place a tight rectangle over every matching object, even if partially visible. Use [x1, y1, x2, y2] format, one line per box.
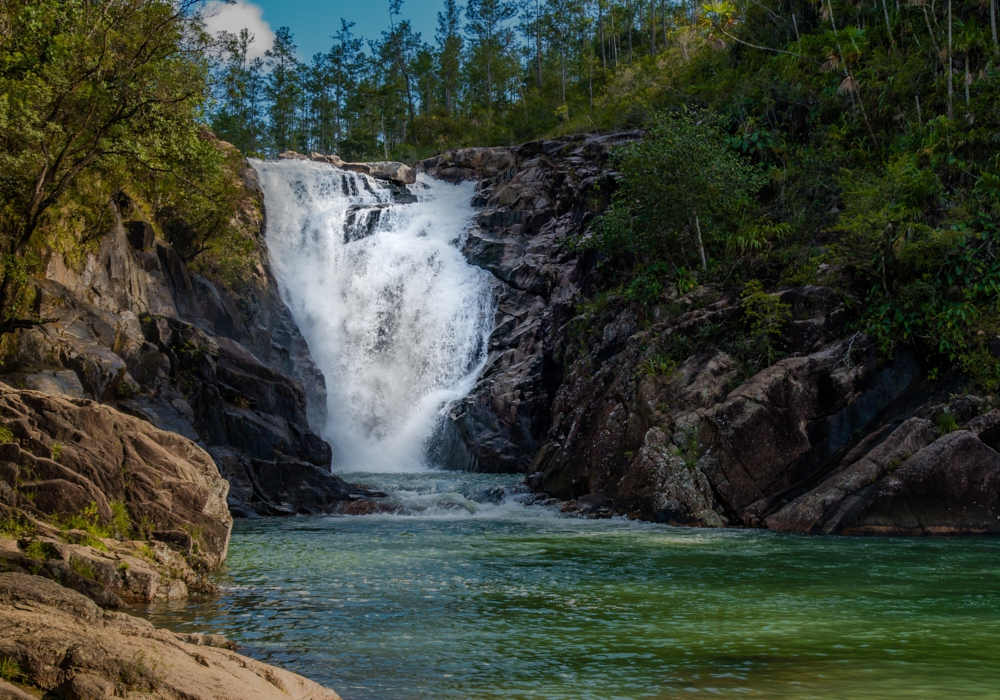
[140, 473, 1000, 700]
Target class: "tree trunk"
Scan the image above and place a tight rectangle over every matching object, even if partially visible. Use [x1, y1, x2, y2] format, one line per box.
[650, 1, 656, 55]
[536, 0, 543, 87]
[627, 0, 634, 61]
[965, 53, 970, 107]
[600, 0, 607, 68]
[993, 0, 999, 51]
[915, 92, 922, 125]
[694, 209, 707, 270]
[881, 0, 894, 45]
[662, 0, 668, 48]
[561, 52, 566, 102]
[947, 0, 953, 119]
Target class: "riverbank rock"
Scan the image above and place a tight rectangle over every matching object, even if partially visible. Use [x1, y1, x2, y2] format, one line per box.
[0, 384, 234, 603]
[0, 572, 342, 700]
[0, 385, 230, 566]
[279, 150, 416, 185]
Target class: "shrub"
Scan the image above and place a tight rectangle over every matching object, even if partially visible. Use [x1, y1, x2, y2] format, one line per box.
[22, 539, 58, 561]
[0, 656, 21, 682]
[739, 280, 791, 369]
[109, 500, 132, 539]
[935, 411, 960, 434]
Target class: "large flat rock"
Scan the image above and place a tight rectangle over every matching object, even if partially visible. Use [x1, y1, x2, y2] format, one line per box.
[0, 573, 341, 700]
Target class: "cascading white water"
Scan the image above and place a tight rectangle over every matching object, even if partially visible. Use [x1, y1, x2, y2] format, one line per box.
[255, 160, 493, 472]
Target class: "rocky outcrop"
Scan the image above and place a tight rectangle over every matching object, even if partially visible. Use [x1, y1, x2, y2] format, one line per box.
[0, 572, 341, 699]
[417, 147, 516, 183]
[0, 385, 230, 565]
[424, 134, 638, 473]
[280, 150, 416, 185]
[520, 278, 1000, 534]
[0, 384, 234, 604]
[418, 134, 1000, 534]
[0, 159, 357, 517]
[765, 405, 1000, 535]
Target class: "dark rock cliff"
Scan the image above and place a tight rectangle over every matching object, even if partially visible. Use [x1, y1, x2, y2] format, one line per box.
[421, 135, 635, 473]
[422, 135, 1000, 536]
[1, 162, 363, 517]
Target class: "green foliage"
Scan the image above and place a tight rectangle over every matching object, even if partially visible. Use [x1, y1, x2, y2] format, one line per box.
[0, 656, 22, 682]
[935, 411, 961, 434]
[0, 426, 14, 444]
[0, 1, 254, 326]
[22, 539, 58, 561]
[642, 354, 677, 378]
[109, 501, 133, 540]
[57, 501, 111, 542]
[739, 280, 791, 370]
[49, 443, 63, 462]
[69, 557, 97, 581]
[587, 109, 767, 268]
[0, 511, 33, 538]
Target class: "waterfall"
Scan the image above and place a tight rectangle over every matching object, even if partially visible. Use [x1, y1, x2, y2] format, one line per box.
[255, 160, 492, 472]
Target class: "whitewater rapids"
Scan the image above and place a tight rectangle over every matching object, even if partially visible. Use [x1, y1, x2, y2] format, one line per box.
[254, 160, 492, 473]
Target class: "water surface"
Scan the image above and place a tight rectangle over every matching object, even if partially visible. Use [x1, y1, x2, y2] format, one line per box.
[143, 472, 1000, 699]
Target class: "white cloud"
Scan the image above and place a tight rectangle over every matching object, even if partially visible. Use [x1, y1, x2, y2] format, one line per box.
[202, 1, 275, 59]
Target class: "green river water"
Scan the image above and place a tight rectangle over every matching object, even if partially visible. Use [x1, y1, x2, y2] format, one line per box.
[142, 472, 1000, 700]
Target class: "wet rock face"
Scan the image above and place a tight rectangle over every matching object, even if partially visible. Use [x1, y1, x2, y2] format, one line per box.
[422, 133, 639, 474]
[0, 572, 343, 700]
[1, 164, 352, 517]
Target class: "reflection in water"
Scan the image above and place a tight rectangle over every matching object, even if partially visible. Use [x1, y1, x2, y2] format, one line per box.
[141, 472, 1000, 700]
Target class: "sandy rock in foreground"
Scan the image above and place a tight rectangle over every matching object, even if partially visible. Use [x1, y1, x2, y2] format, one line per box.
[0, 573, 341, 700]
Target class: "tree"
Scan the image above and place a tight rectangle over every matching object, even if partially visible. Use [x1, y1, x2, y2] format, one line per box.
[436, 0, 464, 115]
[381, 0, 420, 142]
[591, 110, 767, 271]
[264, 27, 303, 153]
[212, 29, 266, 155]
[0, 0, 217, 325]
[329, 20, 366, 145]
[466, 0, 518, 115]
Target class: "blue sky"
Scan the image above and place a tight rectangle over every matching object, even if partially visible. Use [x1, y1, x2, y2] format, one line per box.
[202, 0, 447, 61]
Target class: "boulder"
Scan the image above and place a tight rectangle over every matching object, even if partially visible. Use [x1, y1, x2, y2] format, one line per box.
[838, 430, 1000, 535]
[417, 147, 516, 182]
[0, 384, 231, 568]
[765, 417, 941, 533]
[0, 573, 342, 700]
